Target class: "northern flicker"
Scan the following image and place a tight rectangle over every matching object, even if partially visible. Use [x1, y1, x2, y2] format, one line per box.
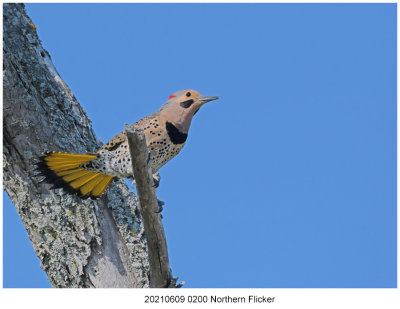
[36, 90, 219, 199]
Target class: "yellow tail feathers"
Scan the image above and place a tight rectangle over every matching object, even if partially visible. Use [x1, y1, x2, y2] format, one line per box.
[36, 151, 113, 199]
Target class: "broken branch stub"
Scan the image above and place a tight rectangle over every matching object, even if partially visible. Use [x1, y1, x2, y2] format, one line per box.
[125, 124, 178, 288]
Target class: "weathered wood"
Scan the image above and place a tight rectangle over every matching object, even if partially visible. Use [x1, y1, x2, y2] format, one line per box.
[125, 125, 180, 288]
[3, 3, 149, 288]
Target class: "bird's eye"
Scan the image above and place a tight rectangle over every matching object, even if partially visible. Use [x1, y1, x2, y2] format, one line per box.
[186, 92, 191, 97]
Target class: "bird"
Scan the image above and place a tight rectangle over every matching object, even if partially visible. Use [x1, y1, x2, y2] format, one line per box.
[36, 89, 219, 199]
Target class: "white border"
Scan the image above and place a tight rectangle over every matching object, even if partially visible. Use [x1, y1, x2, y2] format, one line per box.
[1, 1, 399, 308]
[4, 0, 400, 4]
[0, 0, 3, 293]
[0, 288, 400, 308]
[397, 0, 400, 295]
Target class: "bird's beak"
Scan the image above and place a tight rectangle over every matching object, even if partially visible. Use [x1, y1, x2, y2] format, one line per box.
[196, 96, 219, 104]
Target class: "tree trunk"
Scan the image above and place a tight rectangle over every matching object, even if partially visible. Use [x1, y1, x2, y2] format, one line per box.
[3, 3, 150, 288]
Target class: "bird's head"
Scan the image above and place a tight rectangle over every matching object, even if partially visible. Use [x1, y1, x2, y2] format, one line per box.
[159, 89, 219, 133]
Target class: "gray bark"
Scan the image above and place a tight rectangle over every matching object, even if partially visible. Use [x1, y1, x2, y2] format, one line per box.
[3, 3, 150, 288]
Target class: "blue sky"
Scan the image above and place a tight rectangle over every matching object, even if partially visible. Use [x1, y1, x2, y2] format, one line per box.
[3, 3, 397, 288]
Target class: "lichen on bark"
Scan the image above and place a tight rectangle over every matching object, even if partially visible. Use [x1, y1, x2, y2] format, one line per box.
[3, 3, 149, 288]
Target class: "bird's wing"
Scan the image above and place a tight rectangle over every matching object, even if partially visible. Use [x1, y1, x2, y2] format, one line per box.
[99, 130, 127, 151]
[99, 112, 158, 152]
